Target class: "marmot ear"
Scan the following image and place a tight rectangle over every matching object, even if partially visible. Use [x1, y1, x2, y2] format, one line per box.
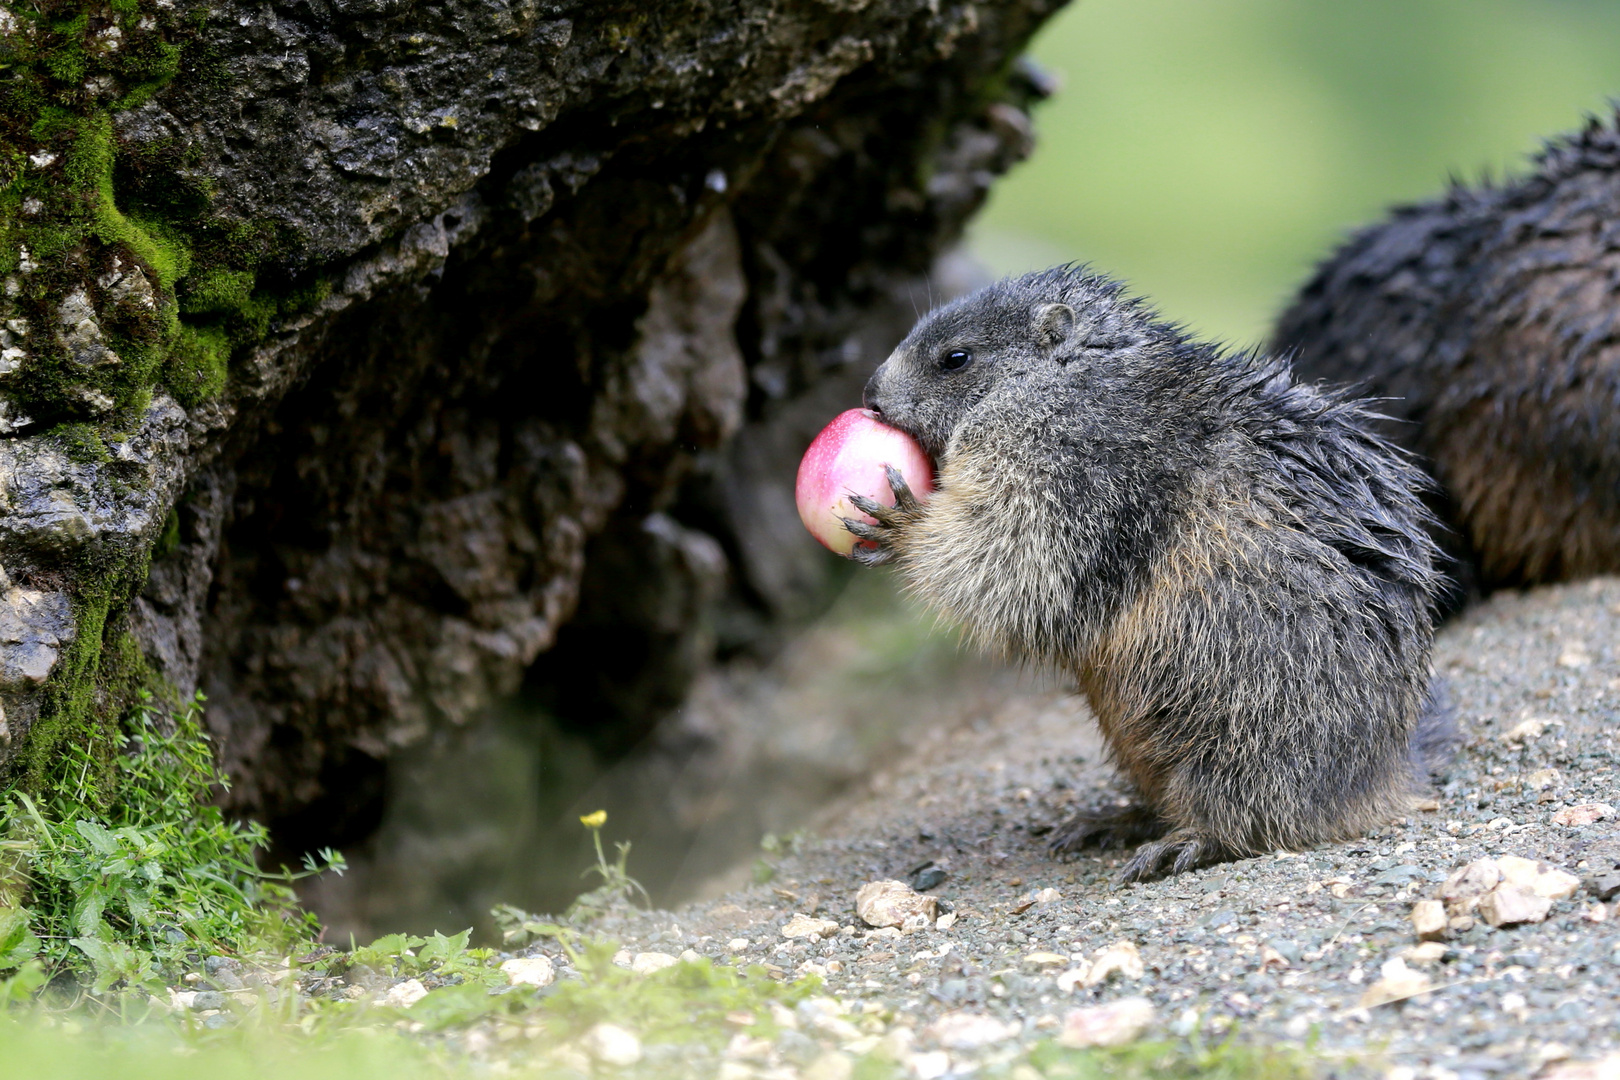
[1034, 303, 1076, 355]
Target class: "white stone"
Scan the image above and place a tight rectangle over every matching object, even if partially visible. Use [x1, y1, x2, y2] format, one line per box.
[1499, 716, 1552, 743]
[582, 1022, 642, 1067]
[781, 913, 840, 939]
[855, 880, 936, 929]
[803, 1051, 855, 1080]
[1557, 643, 1591, 669]
[1541, 1053, 1620, 1080]
[908, 1050, 951, 1079]
[381, 979, 428, 1008]
[1055, 966, 1089, 994]
[798, 997, 862, 1041]
[1404, 942, 1447, 964]
[1358, 957, 1431, 1008]
[1440, 858, 1502, 915]
[499, 956, 554, 987]
[630, 951, 678, 975]
[925, 1010, 1018, 1050]
[1478, 882, 1552, 927]
[1497, 855, 1581, 900]
[1553, 803, 1617, 827]
[1410, 899, 1448, 939]
[1056, 998, 1155, 1048]
[1083, 940, 1144, 987]
[1022, 951, 1067, 967]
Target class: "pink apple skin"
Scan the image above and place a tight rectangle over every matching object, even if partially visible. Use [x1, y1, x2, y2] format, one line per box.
[796, 408, 935, 556]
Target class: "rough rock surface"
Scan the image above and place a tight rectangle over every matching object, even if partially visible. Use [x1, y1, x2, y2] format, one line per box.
[0, 0, 1061, 838]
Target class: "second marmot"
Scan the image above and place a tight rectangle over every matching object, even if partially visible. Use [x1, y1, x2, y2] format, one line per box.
[848, 266, 1452, 880]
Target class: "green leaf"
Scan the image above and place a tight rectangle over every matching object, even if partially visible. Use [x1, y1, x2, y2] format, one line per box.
[72, 891, 107, 940]
[404, 982, 510, 1031]
[417, 928, 471, 966]
[124, 884, 154, 927]
[0, 908, 40, 970]
[70, 936, 154, 994]
[351, 932, 425, 969]
[74, 818, 120, 856]
[0, 961, 46, 1004]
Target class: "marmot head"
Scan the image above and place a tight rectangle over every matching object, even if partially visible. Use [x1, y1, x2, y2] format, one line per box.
[862, 266, 1163, 458]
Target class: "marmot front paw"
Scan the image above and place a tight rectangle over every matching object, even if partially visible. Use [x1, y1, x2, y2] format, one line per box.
[1118, 828, 1227, 882]
[1050, 808, 1223, 882]
[843, 464, 924, 566]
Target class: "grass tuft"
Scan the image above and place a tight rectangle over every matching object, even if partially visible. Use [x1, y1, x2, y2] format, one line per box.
[0, 694, 344, 1000]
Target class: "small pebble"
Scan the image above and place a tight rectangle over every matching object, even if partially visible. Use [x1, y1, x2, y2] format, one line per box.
[855, 880, 937, 930]
[1410, 899, 1447, 939]
[381, 980, 428, 1009]
[1083, 940, 1144, 987]
[1056, 998, 1154, 1048]
[925, 1010, 1018, 1050]
[499, 956, 555, 987]
[630, 951, 678, 975]
[781, 914, 840, 940]
[582, 1023, 642, 1067]
[1359, 957, 1431, 1008]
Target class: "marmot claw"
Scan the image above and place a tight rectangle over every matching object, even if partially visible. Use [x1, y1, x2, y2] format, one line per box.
[1119, 829, 1223, 882]
[843, 465, 924, 563]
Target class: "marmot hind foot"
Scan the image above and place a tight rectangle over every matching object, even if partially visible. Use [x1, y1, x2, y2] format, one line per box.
[1047, 804, 1167, 856]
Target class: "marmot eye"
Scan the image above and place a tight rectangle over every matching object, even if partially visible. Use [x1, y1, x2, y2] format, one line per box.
[939, 349, 973, 372]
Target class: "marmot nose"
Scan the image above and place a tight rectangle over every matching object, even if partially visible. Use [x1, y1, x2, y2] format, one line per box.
[862, 378, 883, 415]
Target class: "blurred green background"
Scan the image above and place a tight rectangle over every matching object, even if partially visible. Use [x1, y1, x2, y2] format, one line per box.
[970, 0, 1620, 348]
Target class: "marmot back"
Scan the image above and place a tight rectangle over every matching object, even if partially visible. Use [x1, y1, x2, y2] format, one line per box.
[848, 267, 1450, 880]
[1275, 110, 1620, 596]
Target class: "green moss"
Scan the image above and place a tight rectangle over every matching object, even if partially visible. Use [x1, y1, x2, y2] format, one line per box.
[52, 422, 113, 465]
[180, 267, 256, 316]
[62, 114, 194, 292]
[152, 508, 181, 561]
[18, 579, 136, 806]
[2, 0, 326, 429]
[165, 321, 229, 405]
[42, 14, 89, 85]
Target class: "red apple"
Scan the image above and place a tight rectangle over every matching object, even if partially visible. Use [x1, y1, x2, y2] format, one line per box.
[796, 408, 935, 556]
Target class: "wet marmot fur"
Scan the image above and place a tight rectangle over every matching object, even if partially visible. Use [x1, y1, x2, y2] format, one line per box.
[849, 266, 1451, 880]
[1275, 110, 1620, 597]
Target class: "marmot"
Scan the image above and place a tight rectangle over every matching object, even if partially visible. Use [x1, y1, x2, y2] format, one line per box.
[847, 266, 1452, 880]
[1275, 111, 1620, 597]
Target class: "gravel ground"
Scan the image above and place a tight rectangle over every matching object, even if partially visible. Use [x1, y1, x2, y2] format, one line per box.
[547, 576, 1620, 1078]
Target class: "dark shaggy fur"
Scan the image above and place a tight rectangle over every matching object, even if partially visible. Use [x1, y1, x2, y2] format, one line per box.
[849, 267, 1451, 880]
[1275, 109, 1620, 596]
